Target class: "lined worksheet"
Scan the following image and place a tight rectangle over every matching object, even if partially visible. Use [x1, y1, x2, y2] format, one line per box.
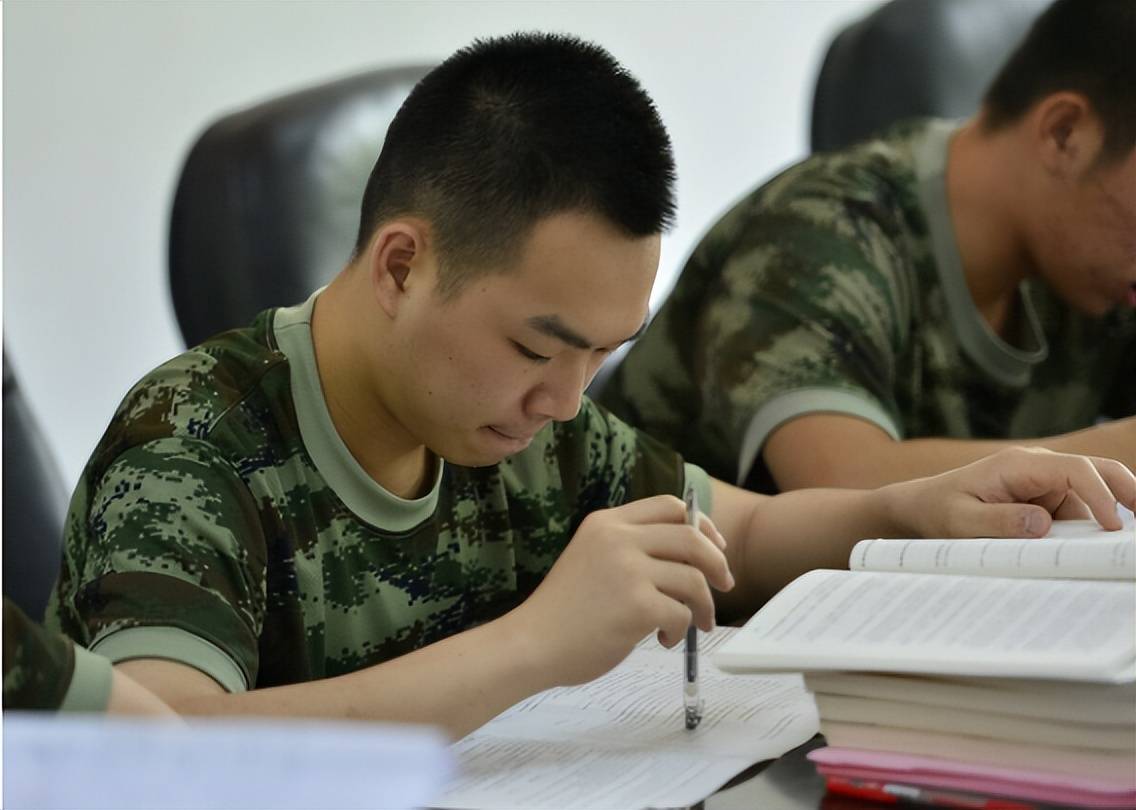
[434, 628, 819, 810]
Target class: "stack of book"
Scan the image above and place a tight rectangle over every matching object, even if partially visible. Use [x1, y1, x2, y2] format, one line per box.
[806, 672, 1135, 807]
[714, 521, 1136, 808]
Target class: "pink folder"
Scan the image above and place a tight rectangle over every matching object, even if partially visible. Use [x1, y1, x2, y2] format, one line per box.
[808, 746, 1136, 808]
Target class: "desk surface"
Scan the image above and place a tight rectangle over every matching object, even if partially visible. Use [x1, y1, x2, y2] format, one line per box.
[706, 736, 829, 810]
[703, 736, 911, 810]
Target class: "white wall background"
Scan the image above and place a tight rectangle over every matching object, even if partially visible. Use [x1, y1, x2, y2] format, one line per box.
[4, 0, 881, 489]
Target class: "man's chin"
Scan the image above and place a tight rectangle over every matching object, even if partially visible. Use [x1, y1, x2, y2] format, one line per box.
[426, 427, 538, 468]
[438, 449, 513, 468]
[431, 436, 518, 468]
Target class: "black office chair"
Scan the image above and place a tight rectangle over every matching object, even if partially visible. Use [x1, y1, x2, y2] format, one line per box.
[169, 65, 431, 347]
[2, 350, 69, 622]
[810, 0, 1048, 153]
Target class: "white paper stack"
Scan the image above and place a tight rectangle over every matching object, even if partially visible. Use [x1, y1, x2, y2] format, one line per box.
[3, 714, 453, 810]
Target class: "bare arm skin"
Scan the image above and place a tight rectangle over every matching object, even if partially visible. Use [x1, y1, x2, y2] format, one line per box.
[105, 666, 180, 717]
[119, 613, 554, 738]
[764, 413, 1136, 491]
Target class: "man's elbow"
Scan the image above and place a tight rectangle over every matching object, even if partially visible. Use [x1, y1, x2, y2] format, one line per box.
[763, 419, 900, 491]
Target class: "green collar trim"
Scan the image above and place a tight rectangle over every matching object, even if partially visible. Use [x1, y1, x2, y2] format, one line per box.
[913, 120, 1047, 387]
[272, 290, 442, 532]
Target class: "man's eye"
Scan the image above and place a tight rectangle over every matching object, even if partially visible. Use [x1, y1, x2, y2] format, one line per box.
[513, 341, 551, 363]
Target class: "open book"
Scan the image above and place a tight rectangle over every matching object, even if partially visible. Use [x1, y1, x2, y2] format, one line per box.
[714, 521, 1136, 683]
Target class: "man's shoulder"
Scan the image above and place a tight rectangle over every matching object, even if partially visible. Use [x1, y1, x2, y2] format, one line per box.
[99, 312, 290, 459]
[767, 119, 932, 209]
[699, 119, 938, 264]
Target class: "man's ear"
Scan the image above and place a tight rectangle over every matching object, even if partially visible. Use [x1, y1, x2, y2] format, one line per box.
[1033, 92, 1105, 180]
[367, 222, 428, 319]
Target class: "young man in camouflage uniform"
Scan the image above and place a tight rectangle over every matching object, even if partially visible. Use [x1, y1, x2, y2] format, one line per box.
[49, 33, 1135, 738]
[601, 0, 1136, 496]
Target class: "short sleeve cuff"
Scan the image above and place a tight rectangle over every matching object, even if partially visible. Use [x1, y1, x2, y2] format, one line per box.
[59, 645, 113, 713]
[736, 388, 901, 485]
[683, 463, 713, 516]
[91, 626, 249, 693]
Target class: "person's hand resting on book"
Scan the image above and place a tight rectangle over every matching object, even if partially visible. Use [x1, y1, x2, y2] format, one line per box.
[888, 447, 1136, 539]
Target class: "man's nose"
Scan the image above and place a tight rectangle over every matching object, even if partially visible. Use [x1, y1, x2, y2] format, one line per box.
[528, 357, 587, 422]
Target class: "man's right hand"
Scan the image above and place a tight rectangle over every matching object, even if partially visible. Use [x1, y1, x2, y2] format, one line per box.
[508, 494, 735, 687]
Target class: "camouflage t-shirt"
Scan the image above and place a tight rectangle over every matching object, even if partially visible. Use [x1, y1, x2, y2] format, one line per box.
[48, 292, 711, 692]
[601, 119, 1136, 493]
[4, 597, 112, 711]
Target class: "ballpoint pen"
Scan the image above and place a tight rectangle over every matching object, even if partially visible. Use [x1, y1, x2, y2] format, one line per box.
[684, 486, 703, 730]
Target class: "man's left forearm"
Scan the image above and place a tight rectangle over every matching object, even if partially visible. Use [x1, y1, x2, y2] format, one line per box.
[711, 479, 900, 617]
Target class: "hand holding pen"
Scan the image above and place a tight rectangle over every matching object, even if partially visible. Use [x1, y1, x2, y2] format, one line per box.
[509, 492, 732, 693]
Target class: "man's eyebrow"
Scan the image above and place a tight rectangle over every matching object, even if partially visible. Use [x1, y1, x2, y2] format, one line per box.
[526, 314, 649, 350]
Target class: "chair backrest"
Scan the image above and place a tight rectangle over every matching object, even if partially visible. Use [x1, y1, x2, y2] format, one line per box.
[810, 0, 1048, 153]
[2, 351, 68, 622]
[169, 65, 431, 347]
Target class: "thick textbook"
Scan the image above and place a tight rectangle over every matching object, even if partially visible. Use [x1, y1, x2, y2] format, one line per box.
[714, 522, 1136, 682]
[805, 672, 1136, 782]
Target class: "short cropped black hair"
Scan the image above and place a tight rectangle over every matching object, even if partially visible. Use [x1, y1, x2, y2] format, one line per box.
[353, 32, 676, 297]
[983, 0, 1136, 162]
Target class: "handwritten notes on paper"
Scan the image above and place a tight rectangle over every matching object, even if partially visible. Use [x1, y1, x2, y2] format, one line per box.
[436, 628, 819, 810]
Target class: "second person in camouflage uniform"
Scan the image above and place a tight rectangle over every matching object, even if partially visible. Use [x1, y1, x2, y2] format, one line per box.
[601, 0, 1136, 495]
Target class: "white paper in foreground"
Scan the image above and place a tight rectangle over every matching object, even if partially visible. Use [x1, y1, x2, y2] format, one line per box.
[434, 627, 819, 810]
[3, 714, 453, 810]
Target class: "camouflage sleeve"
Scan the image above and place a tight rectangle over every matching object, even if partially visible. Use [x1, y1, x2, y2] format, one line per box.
[694, 186, 910, 484]
[4, 597, 112, 711]
[53, 437, 266, 693]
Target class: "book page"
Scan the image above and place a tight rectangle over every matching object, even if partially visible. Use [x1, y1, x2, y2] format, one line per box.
[850, 521, 1136, 580]
[714, 569, 1136, 682]
[434, 628, 820, 810]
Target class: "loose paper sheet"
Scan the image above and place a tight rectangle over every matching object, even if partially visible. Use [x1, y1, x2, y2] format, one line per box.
[434, 628, 819, 810]
[3, 714, 453, 810]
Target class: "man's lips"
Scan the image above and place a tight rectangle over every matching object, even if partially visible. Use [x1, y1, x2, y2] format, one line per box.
[487, 426, 538, 443]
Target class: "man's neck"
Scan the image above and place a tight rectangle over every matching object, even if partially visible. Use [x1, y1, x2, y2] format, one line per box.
[310, 278, 436, 501]
[944, 121, 1034, 337]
